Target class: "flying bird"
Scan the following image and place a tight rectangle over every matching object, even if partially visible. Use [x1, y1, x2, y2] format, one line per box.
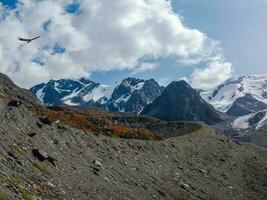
[18, 36, 41, 43]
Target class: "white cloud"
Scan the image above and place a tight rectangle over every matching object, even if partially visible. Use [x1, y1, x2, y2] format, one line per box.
[130, 63, 158, 75]
[158, 76, 171, 86]
[0, 0, 232, 88]
[187, 60, 233, 90]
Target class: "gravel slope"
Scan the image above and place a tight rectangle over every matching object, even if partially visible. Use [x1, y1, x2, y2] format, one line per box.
[0, 98, 267, 200]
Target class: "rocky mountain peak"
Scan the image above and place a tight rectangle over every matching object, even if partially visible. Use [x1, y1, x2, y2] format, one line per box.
[141, 80, 224, 125]
[30, 77, 164, 113]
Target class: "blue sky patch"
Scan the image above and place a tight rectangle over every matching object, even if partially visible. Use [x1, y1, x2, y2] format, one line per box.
[32, 57, 44, 66]
[42, 20, 51, 32]
[53, 43, 66, 55]
[65, 3, 80, 14]
[0, 0, 17, 9]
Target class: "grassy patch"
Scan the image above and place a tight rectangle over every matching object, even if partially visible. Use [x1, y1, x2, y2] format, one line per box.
[0, 175, 34, 200]
[0, 192, 9, 200]
[32, 162, 50, 175]
[32, 107, 160, 140]
[0, 92, 6, 100]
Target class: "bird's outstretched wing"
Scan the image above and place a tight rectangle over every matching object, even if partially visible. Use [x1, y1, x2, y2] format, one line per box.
[31, 36, 40, 41]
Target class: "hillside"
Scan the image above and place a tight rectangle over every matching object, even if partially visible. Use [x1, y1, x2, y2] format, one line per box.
[0, 73, 267, 199]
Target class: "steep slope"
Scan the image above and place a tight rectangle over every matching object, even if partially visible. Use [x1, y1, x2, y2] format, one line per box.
[1, 73, 267, 199]
[31, 77, 163, 113]
[226, 94, 267, 116]
[141, 80, 224, 125]
[202, 75, 267, 116]
[0, 73, 41, 108]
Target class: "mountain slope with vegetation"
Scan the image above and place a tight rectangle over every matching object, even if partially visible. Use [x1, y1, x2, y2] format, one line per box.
[0, 73, 267, 200]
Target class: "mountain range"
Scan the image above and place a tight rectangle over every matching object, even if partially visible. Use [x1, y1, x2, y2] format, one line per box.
[30, 74, 267, 146]
[31, 74, 267, 118]
[30, 77, 164, 114]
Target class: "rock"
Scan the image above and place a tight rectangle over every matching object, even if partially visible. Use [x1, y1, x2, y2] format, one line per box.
[90, 165, 101, 176]
[47, 157, 57, 167]
[228, 186, 234, 190]
[7, 99, 22, 107]
[181, 183, 190, 189]
[39, 117, 52, 125]
[47, 182, 56, 188]
[53, 139, 59, 145]
[32, 149, 48, 161]
[94, 158, 102, 168]
[199, 169, 206, 174]
[104, 177, 110, 182]
[32, 149, 56, 166]
[27, 132, 37, 137]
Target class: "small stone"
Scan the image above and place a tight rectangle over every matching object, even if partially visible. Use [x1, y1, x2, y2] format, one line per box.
[181, 183, 190, 189]
[94, 158, 102, 168]
[47, 182, 56, 188]
[104, 177, 110, 182]
[228, 186, 234, 190]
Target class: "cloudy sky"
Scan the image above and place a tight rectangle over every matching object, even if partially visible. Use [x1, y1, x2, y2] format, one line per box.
[0, 0, 266, 89]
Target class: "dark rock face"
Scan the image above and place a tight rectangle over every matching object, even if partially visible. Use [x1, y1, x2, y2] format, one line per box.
[226, 94, 267, 117]
[107, 78, 164, 113]
[106, 78, 145, 112]
[248, 111, 266, 126]
[141, 80, 224, 125]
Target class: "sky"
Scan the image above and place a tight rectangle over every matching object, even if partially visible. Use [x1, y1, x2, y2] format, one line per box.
[0, 0, 266, 89]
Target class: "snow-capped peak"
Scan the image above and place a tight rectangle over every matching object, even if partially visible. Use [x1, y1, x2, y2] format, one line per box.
[30, 77, 163, 113]
[202, 75, 267, 112]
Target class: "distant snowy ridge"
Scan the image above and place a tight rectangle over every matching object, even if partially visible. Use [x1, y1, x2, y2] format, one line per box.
[30, 77, 163, 113]
[202, 75, 267, 115]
